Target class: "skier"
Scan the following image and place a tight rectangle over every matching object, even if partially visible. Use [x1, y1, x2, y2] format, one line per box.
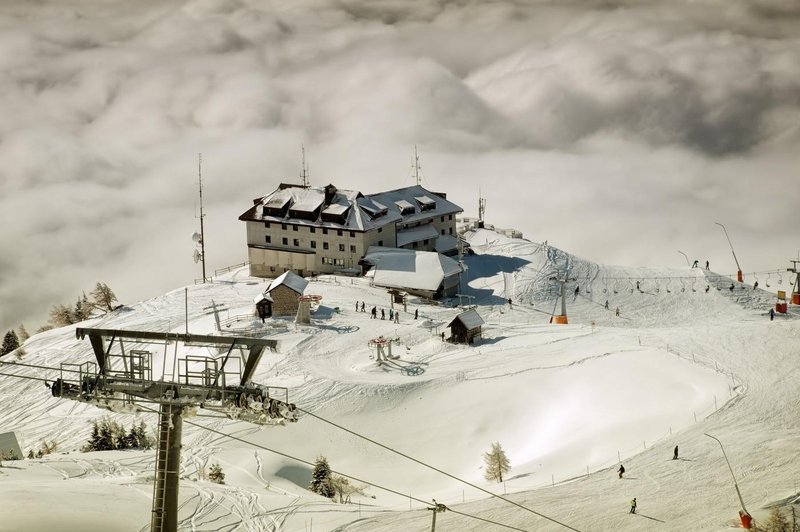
[414, 309, 418, 320]
[574, 286, 580, 296]
[629, 497, 637, 514]
[615, 307, 620, 317]
[371, 307, 377, 319]
[636, 281, 640, 291]
[508, 298, 513, 308]
[604, 300, 609, 310]
[389, 309, 394, 321]
[705, 285, 710, 293]
[692, 260, 698, 268]
[618, 464, 625, 479]
[753, 281, 759, 290]
[769, 308, 775, 321]
[729, 283, 735, 292]
[706, 260, 709, 270]
[673, 445, 679, 460]
[381, 309, 386, 320]
[361, 302, 365, 312]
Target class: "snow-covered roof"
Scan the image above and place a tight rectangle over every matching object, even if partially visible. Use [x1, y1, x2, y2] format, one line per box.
[364, 247, 463, 292]
[448, 309, 484, 330]
[267, 271, 308, 295]
[366, 185, 462, 224]
[396, 224, 440, 248]
[240, 184, 401, 232]
[434, 234, 459, 254]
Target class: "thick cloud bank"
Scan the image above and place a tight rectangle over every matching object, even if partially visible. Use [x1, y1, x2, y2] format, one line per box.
[1, 0, 799, 332]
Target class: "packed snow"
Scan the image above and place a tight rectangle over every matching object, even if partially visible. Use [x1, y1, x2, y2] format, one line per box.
[0, 229, 798, 532]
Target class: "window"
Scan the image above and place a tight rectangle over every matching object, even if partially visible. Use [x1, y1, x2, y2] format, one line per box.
[441, 216, 445, 222]
[282, 237, 288, 245]
[270, 266, 276, 272]
[281, 223, 287, 230]
[323, 242, 329, 250]
[337, 229, 343, 236]
[441, 230, 445, 235]
[423, 239, 429, 245]
[322, 257, 333, 265]
[350, 245, 356, 253]
[449, 228, 453, 234]
[349, 231, 355, 237]
[310, 227, 316, 233]
[293, 225, 298, 232]
[264, 222, 270, 228]
[378, 240, 383, 246]
[412, 242, 418, 249]
[293, 239, 299, 246]
[449, 214, 453, 220]
[266, 236, 272, 243]
[378, 227, 382, 233]
[334, 258, 345, 266]
[339, 244, 345, 252]
[323, 228, 328, 235]
[311, 241, 317, 249]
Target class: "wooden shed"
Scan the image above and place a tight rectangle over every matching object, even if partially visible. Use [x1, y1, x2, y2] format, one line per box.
[447, 309, 484, 344]
[266, 271, 309, 317]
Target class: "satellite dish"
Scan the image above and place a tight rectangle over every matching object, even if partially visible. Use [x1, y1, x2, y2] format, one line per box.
[191, 232, 202, 243]
[193, 249, 202, 263]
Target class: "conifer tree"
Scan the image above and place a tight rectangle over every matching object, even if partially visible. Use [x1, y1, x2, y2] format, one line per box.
[763, 507, 790, 532]
[309, 455, 335, 498]
[1, 330, 20, 356]
[483, 442, 511, 483]
[90, 282, 118, 312]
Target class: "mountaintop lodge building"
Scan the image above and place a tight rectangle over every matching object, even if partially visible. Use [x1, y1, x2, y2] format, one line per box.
[240, 183, 463, 278]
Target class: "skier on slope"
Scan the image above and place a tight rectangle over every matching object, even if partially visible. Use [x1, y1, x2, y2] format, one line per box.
[629, 497, 637, 514]
[618, 464, 625, 479]
[673, 445, 679, 460]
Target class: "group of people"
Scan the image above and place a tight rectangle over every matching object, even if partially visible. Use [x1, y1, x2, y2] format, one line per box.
[691, 260, 710, 270]
[621, 445, 680, 516]
[357, 301, 419, 324]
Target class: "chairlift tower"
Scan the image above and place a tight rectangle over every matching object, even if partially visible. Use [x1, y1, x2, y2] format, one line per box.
[50, 327, 296, 532]
[549, 276, 575, 324]
[788, 260, 800, 305]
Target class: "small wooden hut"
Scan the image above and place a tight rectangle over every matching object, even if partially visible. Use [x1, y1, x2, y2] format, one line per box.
[447, 309, 484, 344]
[267, 271, 309, 317]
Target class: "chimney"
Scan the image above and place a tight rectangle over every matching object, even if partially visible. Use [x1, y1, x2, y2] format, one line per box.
[324, 184, 337, 205]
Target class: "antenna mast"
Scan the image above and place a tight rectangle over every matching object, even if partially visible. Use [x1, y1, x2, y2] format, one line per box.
[478, 189, 486, 226]
[198, 154, 207, 283]
[412, 145, 422, 186]
[300, 144, 310, 188]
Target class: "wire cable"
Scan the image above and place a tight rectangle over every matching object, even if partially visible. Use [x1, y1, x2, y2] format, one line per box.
[296, 407, 581, 531]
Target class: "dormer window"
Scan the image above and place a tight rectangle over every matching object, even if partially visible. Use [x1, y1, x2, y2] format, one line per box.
[394, 200, 415, 216]
[415, 195, 436, 212]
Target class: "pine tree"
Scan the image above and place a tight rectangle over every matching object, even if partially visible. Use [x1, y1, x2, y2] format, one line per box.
[309, 455, 335, 498]
[763, 507, 790, 532]
[74, 293, 92, 322]
[89, 282, 118, 312]
[483, 442, 511, 483]
[208, 463, 225, 484]
[1, 330, 20, 356]
[17, 324, 29, 343]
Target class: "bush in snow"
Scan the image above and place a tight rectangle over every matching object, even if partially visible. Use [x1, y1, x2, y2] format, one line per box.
[35, 440, 57, 458]
[330, 475, 366, 504]
[483, 442, 511, 483]
[208, 463, 225, 484]
[309, 455, 336, 498]
[82, 417, 153, 452]
[757, 506, 792, 532]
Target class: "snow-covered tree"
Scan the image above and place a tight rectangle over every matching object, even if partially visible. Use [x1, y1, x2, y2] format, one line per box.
[483, 442, 511, 483]
[16, 324, 29, 343]
[1, 330, 20, 356]
[309, 455, 335, 498]
[330, 475, 365, 504]
[208, 463, 225, 484]
[89, 282, 118, 312]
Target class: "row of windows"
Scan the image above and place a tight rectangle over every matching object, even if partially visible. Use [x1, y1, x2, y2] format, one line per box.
[266, 222, 358, 238]
[321, 257, 346, 266]
[266, 235, 358, 253]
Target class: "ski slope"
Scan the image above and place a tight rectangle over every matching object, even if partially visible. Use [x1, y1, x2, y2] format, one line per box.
[0, 229, 798, 532]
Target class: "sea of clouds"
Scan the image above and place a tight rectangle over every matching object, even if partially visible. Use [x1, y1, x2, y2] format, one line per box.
[1, 0, 798, 333]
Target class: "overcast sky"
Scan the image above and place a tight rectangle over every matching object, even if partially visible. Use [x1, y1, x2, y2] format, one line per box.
[1, 0, 799, 334]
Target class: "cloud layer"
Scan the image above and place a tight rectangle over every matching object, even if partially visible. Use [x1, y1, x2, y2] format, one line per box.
[1, 0, 799, 333]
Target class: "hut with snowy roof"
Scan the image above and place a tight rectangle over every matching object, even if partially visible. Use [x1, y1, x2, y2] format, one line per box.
[257, 271, 309, 317]
[362, 246, 463, 299]
[447, 309, 484, 344]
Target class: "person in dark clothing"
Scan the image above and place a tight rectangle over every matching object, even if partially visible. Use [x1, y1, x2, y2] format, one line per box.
[615, 307, 620, 317]
[574, 286, 580, 296]
[673, 445, 679, 460]
[441, 332, 445, 341]
[361, 302, 365, 312]
[770, 308, 775, 321]
[618, 464, 625, 479]
[692, 260, 698, 268]
[508, 298, 513, 308]
[381, 308, 386, 320]
[753, 281, 759, 290]
[636, 281, 640, 291]
[414, 309, 418, 319]
[729, 283, 735, 291]
[371, 307, 377, 319]
[705, 285, 710, 293]
[356, 301, 359, 311]
[630, 498, 637, 514]
[705, 260, 709, 270]
[604, 300, 609, 310]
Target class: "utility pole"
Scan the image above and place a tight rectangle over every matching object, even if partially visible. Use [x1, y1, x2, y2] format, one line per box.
[197, 154, 207, 283]
[426, 499, 447, 531]
[715, 222, 742, 282]
[549, 275, 575, 324]
[478, 189, 486, 229]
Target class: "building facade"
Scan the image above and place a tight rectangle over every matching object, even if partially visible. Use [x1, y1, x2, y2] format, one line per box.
[239, 183, 463, 278]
